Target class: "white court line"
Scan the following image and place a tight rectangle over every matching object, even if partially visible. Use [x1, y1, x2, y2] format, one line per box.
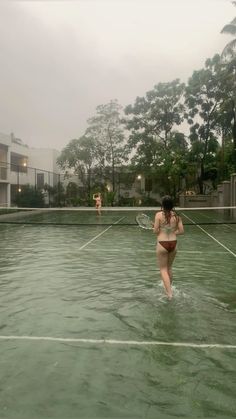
[0, 335, 235, 349]
[182, 213, 236, 258]
[78, 217, 125, 250]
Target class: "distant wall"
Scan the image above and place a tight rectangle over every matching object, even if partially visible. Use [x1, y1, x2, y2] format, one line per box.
[231, 173, 236, 206]
[179, 173, 236, 207]
[179, 194, 212, 207]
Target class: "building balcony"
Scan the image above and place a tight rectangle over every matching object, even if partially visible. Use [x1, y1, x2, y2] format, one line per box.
[0, 162, 8, 181]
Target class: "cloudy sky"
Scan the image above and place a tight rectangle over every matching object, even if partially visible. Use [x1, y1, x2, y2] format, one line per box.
[0, 0, 233, 150]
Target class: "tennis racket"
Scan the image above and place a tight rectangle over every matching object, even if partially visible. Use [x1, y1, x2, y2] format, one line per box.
[135, 213, 154, 230]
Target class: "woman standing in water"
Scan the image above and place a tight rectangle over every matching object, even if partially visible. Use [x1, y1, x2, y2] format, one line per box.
[93, 192, 102, 215]
[153, 196, 184, 299]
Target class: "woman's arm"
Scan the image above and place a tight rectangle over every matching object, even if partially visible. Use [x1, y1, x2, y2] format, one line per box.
[175, 217, 184, 235]
[153, 213, 160, 234]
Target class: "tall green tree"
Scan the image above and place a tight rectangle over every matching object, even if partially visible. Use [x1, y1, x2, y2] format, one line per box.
[221, 1, 236, 58]
[185, 55, 224, 193]
[125, 79, 186, 178]
[85, 100, 126, 196]
[220, 2, 236, 171]
[218, 58, 236, 170]
[214, 67, 236, 177]
[57, 136, 98, 203]
[151, 131, 189, 197]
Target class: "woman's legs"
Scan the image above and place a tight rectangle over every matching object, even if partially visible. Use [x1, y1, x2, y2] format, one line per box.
[96, 205, 101, 215]
[157, 243, 172, 299]
[157, 243, 173, 299]
[167, 248, 177, 284]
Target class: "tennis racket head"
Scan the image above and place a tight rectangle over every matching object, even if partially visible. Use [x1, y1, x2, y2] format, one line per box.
[135, 213, 153, 230]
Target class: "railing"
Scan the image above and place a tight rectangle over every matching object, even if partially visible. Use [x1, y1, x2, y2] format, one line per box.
[0, 160, 60, 187]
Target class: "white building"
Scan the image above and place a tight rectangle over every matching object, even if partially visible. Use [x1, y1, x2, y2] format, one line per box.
[0, 132, 60, 206]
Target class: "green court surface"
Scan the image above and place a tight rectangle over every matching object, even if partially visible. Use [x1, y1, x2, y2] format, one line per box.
[0, 213, 236, 418]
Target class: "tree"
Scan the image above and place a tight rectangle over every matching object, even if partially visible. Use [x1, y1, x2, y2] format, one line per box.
[44, 182, 66, 207]
[151, 131, 189, 198]
[124, 79, 186, 198]
[220, 3, 236, 171]
[86, 100, 126, 199]
[218, 59, 236, 170]
[214, 73, 236, 178]
[57, 136, 98, 204]
[185, 56, 224, 193]
[221, 1, 236, 58]
[65, 182, 80, 206]
[125, 79, 185, 163]
[14, 184, 45, 208]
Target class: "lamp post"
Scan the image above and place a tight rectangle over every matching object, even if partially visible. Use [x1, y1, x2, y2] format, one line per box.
[137, 174, 142, 205]
[35, 168, 37, 191]
[17, 165, 22, 195]
[197, 153, 204, 194]
[118, 171, 120, 205]
[137, 174, 142, 194]
[17, 165, 19, 190]
[58, 174, 61, 207]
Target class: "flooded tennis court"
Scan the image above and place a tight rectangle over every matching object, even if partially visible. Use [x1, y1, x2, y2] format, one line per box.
[0, 209, 236, 418]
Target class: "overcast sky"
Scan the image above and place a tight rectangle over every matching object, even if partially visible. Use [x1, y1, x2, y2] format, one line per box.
[0, 0, 233, 150]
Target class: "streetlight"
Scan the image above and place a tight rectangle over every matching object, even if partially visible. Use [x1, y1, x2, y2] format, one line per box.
[137, 174, 142, 195]
[17, 165, 20, 194]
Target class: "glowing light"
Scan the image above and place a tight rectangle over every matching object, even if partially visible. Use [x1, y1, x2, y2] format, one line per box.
[137, 175, 142, 180]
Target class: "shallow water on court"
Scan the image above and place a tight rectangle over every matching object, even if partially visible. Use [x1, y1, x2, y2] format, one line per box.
[0, 224, 236, 418]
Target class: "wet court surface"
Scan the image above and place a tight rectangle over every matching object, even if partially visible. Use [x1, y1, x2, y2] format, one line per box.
[0, 221, 236, 418]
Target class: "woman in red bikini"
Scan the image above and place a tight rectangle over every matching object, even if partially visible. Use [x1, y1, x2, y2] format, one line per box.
[153, 195, 184, 300]
[93, 192, 102, 215]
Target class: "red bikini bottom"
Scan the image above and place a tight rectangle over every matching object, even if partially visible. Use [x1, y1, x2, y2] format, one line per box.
[159, 240, 177, 253]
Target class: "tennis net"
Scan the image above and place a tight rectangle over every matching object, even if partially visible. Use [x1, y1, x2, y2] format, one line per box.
[0, 206, 236, 226]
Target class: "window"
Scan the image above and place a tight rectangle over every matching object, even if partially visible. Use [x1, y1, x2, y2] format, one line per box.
[10, 153, 28, 173]
[37, 173, 44, 189]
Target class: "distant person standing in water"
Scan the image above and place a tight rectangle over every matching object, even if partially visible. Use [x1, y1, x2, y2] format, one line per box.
[153, 196, 184, 300]
[93, 193, 102, 215]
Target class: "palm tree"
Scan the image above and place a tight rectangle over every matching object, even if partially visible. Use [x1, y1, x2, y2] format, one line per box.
[221, 1, 236, 58]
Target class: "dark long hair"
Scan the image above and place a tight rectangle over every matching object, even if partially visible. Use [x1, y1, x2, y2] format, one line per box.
[161, 195, 176, 224]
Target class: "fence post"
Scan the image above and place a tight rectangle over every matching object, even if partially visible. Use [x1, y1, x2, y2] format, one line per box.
[58, 174, 61, 207]
[34, 169, 37, 190]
